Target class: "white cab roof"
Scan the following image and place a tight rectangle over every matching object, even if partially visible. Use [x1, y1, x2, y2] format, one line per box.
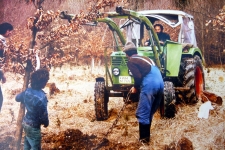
[138, 10, 193, 19]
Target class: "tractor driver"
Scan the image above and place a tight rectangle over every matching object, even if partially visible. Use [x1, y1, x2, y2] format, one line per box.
[145, 24, 170, 46]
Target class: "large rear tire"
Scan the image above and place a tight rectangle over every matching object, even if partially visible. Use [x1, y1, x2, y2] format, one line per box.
[179, 55, 205, 104]
[94, 77, 109, 121]
[160, 81, 176, 118]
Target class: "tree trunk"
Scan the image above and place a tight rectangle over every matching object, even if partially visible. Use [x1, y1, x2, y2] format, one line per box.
[91, 57, 95, 74]
[14, 60, 33, 150]
[14, 27, 37, 150]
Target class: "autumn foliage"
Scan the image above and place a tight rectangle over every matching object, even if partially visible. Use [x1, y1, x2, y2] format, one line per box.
[1, 1, 224, 76]
[0, 0, 126, 76]
[206, 5, 225, 32]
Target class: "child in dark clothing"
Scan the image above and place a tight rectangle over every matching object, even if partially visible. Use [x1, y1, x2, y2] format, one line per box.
[16, 68, 49, 150]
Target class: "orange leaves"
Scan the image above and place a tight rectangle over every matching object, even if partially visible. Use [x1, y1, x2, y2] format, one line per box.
[0, 41, 4, 50]
[27, 8, 60, 31]
[1, 28, 48, 75]
[79, 0, 124, 21]
[27, 17, 36, 29]
[22, 0, 124, 70]
[206, 5, 225, 31]
[94, 0, 120, 10]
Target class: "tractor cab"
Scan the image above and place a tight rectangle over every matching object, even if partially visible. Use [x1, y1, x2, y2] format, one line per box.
[118, 9, 198, 56]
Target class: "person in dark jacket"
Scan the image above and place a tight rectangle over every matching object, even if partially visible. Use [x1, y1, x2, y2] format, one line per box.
[16, 68, 50, 150]
[123, 41, 164, 143]
[0, 22, 13, 111]
[145, 24, 170, 46]
[154, 24, 170, 45]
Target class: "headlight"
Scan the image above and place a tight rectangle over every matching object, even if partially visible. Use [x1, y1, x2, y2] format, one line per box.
[112, 68, 120, 76]
[128, 70, 133, 76]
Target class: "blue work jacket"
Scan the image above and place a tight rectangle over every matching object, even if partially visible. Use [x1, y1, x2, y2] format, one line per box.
[15, 88, 49, 128]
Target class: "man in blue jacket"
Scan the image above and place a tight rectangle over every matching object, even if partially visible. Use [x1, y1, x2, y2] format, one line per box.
[16, 68, 50, 149]
[123, 41, 164, 143]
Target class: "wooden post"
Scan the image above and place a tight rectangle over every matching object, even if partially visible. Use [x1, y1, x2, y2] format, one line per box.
[14, 60, 33, 150]
[14, 1, 44, 149]
[14, 22, 38, 150]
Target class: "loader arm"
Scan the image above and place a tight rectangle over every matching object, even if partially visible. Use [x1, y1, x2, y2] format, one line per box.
[103, 7, 163, 71]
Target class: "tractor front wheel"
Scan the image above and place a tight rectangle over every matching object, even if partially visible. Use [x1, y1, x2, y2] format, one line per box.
[160, 81, 176, 118]
[94, 77, 109, 121]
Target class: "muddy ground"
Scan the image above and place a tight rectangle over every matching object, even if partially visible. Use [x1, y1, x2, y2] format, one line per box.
[0, 65, 224, 150]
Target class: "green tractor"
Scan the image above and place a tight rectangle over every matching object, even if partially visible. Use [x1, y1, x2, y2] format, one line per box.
[60, 6, 205, 120]
[93, 7, 205, 120]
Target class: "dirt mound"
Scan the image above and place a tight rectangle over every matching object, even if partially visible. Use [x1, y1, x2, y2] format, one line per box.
[0, 128, 140, 150]
[42, 129, 97, 149]
[41, 128, 139, 150]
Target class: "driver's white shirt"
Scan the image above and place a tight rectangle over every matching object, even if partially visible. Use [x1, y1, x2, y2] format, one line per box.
[0, 35, 6, 46]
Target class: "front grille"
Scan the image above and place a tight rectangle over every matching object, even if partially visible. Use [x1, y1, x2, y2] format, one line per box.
[111, 57, 128, 66]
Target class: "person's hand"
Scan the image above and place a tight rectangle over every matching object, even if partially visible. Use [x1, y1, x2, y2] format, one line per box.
[144, 41, 149, 46]
[159, 41, 164, 45]
[130, 87, 137, 93]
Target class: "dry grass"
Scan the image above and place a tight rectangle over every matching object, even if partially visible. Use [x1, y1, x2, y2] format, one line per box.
[0, 64, 224, 149]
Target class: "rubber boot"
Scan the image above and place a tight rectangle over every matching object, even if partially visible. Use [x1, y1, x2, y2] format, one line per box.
[139, 123, 150, 143]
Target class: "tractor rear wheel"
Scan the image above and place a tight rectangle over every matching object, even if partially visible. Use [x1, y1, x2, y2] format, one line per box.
[179, 55, 205, 104]
[94, 77, 109, 121]
[160, 81, 176, 118]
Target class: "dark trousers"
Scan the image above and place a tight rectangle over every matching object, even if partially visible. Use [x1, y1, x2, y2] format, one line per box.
[0, 86, 3, 111]
[139, 123, 150, 143]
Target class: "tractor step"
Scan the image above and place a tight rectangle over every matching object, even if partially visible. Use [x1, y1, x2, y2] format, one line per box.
[109, 92, 123, 97]
[174, 87, 190, 91]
